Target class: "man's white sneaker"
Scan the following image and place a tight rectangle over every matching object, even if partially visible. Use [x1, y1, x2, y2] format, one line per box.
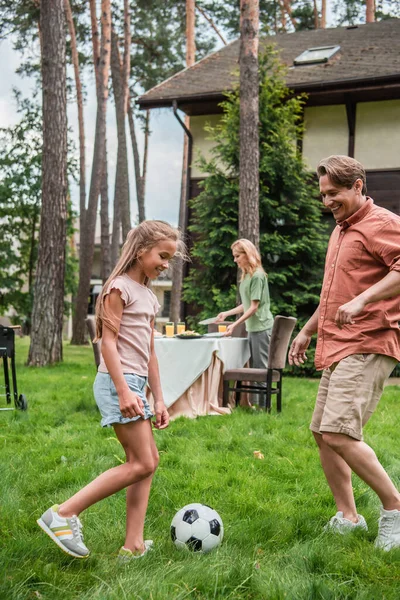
[375, 508, 400, 551]
[324, 511, 368, 534]
[37, 504, 90, 558]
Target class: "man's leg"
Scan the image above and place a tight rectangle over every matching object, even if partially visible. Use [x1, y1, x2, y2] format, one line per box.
[321, 432, 400, 511]
[313, 431, 358, 521]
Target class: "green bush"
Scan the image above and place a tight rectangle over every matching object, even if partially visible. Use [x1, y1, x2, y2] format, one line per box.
[183, 48, 329, 377]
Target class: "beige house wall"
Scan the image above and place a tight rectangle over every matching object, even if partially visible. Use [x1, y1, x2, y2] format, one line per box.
[189, 100, 400, 177]
[354, 100, 400, 169]
[302, 105, 348, 170]
[190, 114, 222, 177]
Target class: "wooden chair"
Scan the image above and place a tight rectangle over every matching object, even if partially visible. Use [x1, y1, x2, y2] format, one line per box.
[208, 321, 247, 337]
[222, 315, 297, 413]
[85, 316, 101, 369]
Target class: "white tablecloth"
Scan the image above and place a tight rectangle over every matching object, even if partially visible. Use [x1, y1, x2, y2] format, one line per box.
[152, 337, 250, 417]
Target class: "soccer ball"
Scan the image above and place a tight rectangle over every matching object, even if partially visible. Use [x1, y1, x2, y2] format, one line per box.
[170, 503, 224, 553]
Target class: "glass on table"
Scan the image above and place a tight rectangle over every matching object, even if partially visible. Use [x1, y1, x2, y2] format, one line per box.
[218, 324, 227, 333]
[165, 322, 175, 337]
[177, 322, 186, 335]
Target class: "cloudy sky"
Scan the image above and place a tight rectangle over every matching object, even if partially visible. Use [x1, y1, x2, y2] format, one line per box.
[0, 6, 338, 228]
[0, 35, 186, 227]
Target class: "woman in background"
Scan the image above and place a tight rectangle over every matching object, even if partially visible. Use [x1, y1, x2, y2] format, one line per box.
[216, 239, 274, 374]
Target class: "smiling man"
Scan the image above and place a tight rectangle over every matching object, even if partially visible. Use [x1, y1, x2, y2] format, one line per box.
[289, 155, 400, 551]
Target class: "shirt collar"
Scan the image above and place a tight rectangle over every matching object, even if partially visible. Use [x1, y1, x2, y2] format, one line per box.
[339, 197, 374, 230]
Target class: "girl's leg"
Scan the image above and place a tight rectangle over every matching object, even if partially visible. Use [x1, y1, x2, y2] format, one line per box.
[58, 418, 157, 518]
[116, 419, 160, 552]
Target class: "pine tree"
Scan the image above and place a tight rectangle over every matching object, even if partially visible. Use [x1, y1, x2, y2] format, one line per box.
[183, 49, 328, 349]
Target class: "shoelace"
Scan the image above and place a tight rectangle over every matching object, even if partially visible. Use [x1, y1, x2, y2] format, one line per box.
[378, 515, 392, 539]
[69, 515, 85, 542]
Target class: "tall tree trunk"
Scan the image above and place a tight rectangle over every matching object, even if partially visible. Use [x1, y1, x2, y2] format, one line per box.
[282, 0, 297, 29]
[111, 28, 131, 241]
[127, 102, 146, 223]
[64, 0, 86, 236]
[313, 0, 319, 28]
[141, 110, 150, 205]
[320, 0, 326, 28]
[366, 0, 375, 23]
[71, 0, 111, 345]
[278, 0, 287, 30]
[239, 0, 259, 248]
[100, 142, 111, 281]
[28, 0, 67, 365]
[170, 0, 196, 323]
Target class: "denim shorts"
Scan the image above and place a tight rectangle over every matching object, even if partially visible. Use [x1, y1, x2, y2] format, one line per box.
[93, 372, 154, 428]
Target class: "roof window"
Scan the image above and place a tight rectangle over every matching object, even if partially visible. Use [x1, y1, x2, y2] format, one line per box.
[294, 45, 340, 66]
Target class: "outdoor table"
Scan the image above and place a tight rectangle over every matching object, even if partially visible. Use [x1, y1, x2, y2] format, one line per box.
[148, 336, 250, 419]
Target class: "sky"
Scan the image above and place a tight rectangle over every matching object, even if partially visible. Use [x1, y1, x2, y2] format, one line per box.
[0, 36, 186, 227]
[0, 4, 337, 229]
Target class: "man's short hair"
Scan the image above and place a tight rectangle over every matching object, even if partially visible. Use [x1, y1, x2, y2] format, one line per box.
[317, 155, 367, 195]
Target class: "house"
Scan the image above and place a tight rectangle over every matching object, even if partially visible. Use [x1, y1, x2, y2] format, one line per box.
[138, 19, 400, 215]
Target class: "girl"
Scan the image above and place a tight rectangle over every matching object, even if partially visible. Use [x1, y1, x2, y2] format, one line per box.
[37, 220, 181, 561]
[216, 238, 274, 373]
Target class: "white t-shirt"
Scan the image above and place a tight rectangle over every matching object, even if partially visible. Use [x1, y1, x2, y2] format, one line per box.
[98, 274, 160, 376]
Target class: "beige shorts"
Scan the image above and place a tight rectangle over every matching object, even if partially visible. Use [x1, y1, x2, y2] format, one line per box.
[310, 354, 397, 441]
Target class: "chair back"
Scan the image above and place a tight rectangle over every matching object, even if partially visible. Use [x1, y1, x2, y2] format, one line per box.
[268, 315, 297, 370]
[85, 316, 101, 368]
[208, 321, 247, 338]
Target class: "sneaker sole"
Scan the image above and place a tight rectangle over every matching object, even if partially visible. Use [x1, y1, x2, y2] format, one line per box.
[37, 518, 89, 559]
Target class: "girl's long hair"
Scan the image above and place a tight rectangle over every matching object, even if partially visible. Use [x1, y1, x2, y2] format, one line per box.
[95, 220, 184, 340]
[231, 239, 265, 281]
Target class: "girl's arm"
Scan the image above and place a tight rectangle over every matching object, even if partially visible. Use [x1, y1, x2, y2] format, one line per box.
[148, 320, 169, 429]
[101, 291, 145, 418]
[215, 304, 244, 322]
[224, 300, 259, 336]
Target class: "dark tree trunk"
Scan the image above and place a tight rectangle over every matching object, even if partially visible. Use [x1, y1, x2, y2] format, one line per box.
[239, 0, 259, 249]
[366, 0, 375, 23]
[28, 0, 67, 365]
[127, 102, 146, 223]
[170, 115, 189, 323]
[64, 0, 86, 236]
[100, 143, 111, 281]
[71, 0, 111, 345]
[170, 0, 196, 323]
[111, 28, 131, 240]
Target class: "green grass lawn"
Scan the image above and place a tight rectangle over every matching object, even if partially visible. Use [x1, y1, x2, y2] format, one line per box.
[1, 339, 400, 600]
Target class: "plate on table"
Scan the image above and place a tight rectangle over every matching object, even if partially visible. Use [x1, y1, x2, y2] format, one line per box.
[203, 332, 225, 338]
[175, 332, 203, 339]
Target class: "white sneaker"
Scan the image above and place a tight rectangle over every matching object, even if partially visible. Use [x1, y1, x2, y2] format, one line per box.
[375, 508, 400, 551]
[37, 504, 90, 558]
[324, 511, 368, 534]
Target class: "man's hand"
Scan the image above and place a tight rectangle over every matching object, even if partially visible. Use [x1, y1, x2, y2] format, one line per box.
[118, 390, 145, 418]
[335, 296, 366, 329]
[215, 312, 227, 323]
[288, 331, 312, 367]
[153, 402, 169, 430]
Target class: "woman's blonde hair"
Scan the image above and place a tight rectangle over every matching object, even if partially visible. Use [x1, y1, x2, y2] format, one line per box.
[231, 239, 265, 281]
[95, 220, 184, 339]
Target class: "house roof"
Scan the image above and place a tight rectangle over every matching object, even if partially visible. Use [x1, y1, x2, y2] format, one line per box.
[138, 19, 400, 112]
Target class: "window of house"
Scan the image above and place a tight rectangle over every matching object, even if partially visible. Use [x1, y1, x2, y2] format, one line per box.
[294, 45, 340, 66]
[88, 284, 102, 315]
[162, 291, 171, 317]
